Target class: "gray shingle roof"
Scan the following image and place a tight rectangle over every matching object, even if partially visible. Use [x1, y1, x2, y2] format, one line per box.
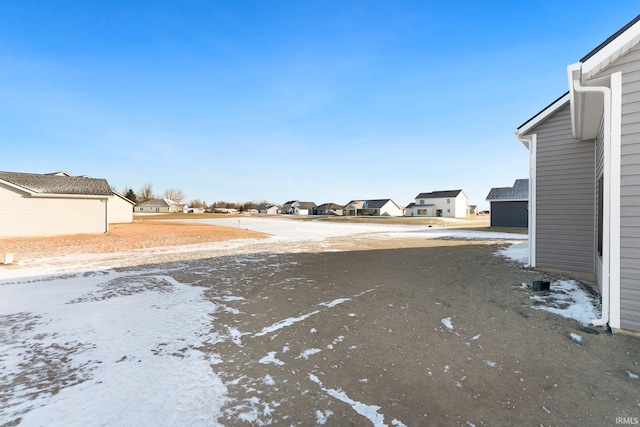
[316, 203, 343, 209]
[415, 190, 463, 199]
[486, 179, 529, 201]
[137, 198, 182, 207]
[0, 171, 112, 196]
[297, 202, 317, 209]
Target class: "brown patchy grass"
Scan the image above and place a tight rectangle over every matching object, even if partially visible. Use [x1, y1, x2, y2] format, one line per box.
[0, 221, 267, 258]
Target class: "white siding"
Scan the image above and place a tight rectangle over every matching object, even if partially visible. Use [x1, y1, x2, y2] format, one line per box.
[0, 184, 108, 237]
[108, 195, 134, 224]
[454, 194, 468, 218]
[380, 201, 404, 217]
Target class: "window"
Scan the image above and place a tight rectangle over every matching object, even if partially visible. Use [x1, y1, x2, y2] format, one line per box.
[447, 209, 451, 213]
[420, 199, 424, 205]
[447, 199, 450, 204]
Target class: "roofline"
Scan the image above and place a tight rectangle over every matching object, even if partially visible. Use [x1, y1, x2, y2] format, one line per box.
[582, 15, 640, 79]
[112, 190, 136, 205]
[30, 193, 110, 200]
[515, 92, 570, 136]
[0, 178, 36, 195]
[486, 198, 528, 202]
[580, 14, 640, 62]
[0, 178, 108, 199]
[414, 190, 464, 199]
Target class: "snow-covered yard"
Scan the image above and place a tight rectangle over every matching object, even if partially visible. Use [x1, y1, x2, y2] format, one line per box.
[0, 218, 622, 426]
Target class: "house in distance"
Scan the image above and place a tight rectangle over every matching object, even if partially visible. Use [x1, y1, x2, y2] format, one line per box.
[405, 190, 468, 218]
[486, 179, 529, 228]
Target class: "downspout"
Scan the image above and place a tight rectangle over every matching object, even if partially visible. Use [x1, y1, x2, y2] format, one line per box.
[516, 134, 536, 268]
[570, 69, 611, 327]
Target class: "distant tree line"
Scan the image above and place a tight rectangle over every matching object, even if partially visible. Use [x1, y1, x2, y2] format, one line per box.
[121, 183, 185, 205]
[121, 182, 268, 212]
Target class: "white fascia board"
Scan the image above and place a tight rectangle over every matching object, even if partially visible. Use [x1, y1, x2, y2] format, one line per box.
[0, 179, 36, 195]
[30, 193, 110, 200]
[515, 93, 571, 138]
[582, 21, 640, 79]
[112, 191, 136, 205]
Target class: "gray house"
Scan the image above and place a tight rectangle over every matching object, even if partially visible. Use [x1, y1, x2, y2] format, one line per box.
[515, 15, 640, 334]
[486, 179, 528, 228]
[313, 203, 343, 216]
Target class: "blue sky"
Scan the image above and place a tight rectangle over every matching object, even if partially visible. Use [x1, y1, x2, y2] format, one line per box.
[1, 2, 639, 209]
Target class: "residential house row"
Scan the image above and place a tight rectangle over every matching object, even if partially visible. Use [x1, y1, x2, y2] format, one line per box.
[260, 190, 473, 218]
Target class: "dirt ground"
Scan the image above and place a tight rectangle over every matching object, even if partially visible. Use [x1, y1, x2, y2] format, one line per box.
[1, 221, 638, 426]
[172, 242, 638, 426]
[0, 221, 267, 259]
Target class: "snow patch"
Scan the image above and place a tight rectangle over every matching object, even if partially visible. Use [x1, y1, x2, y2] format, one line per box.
[258, 352, 284, 366]
[441, 317, 454, 331]
[529, 280, 600, 326]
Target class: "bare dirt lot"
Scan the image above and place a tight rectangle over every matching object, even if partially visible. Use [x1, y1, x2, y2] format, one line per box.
[1, 219, 638, 426]
[0, 221, 267, 259]
[181, 243, 639, 426]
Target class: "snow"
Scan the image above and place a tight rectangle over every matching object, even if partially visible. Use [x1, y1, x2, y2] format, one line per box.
[570, 333, 583, 343]
[258, 352, 285, 366]
[441, 317, 454, 331]
[254, 310, 320, 337]
[529, 280, 600, 326]
[496, 241, 529, 265]
[309, 373, 392, 427]
[0, 217, 576, 426]
[0, 271, 227, 427]
[297, 348, 322, 360]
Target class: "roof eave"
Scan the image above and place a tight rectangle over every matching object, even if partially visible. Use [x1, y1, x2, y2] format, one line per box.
[515, 93, 571, 140]
[581, 16, 640, 80]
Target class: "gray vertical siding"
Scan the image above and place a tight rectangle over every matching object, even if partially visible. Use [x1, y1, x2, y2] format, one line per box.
[533, 104, 596, 273]
[601, 45, 640, 331]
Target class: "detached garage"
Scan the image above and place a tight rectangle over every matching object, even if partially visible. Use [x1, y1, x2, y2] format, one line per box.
[0, 171, 117, 237]
[486, 179, 529, 228]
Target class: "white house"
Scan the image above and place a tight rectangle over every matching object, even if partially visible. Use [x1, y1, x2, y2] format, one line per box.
[343, 199, 404, 216]
[134, 198, 186, 213]
[281, 200, 316, 215]
[0, 171, 115, 237]
[405, 190, 468, 218]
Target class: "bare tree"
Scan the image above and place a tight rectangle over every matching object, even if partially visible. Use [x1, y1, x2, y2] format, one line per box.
[163, 188, 185, 203]
[138, 183, 154, 203]
[189, 199, 205, 208]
